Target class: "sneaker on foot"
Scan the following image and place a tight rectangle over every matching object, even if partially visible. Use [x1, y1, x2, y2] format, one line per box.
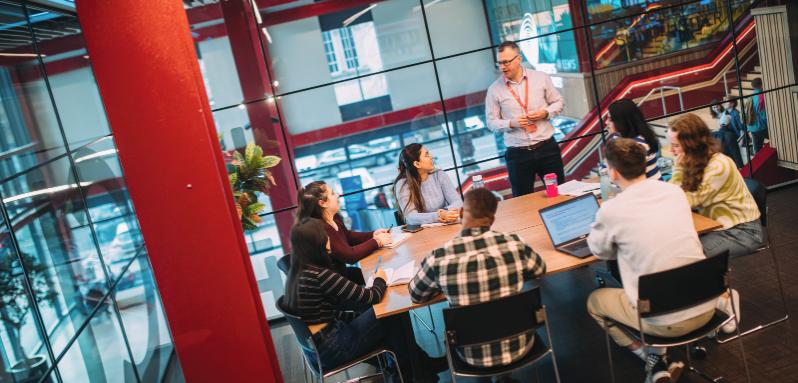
[645, 354, 671, 383]
[668, 360, 685, 382]
[717, 289, 741, 334]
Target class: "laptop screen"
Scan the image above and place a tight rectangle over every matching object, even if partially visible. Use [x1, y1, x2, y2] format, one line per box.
[539, 194, 599, 246]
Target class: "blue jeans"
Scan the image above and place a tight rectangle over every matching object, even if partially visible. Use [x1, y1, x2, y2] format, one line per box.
[751, 129, 768, 154]
[700, 220, 763, 259]
[310, 308, 386, 372]
[714, 130, 743, 168]
[309, 309, 428, 382]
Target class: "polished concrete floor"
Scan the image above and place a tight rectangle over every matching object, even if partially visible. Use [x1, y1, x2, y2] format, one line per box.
[271, 182, 798, 383]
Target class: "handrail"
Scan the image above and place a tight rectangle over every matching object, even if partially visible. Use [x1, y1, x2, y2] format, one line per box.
[636, 85, 685, 122]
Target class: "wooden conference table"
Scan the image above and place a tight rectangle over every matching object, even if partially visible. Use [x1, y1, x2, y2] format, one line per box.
[358, 189, 722, 320]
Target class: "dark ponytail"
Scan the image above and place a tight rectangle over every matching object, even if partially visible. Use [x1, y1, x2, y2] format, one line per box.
[284, 218, 332, 312]
[608, 99, 660, 154]
[296, 181, 327, 222]
[393, 143, 425, 214]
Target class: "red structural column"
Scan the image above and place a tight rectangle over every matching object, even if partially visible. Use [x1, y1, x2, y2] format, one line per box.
[568, 0, 592, 74]
[220, 0, 297, 252]
[75, 1, 283, 382]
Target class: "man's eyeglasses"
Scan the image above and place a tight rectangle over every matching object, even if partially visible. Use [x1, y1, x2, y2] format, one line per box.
[497, 55, 518, 66]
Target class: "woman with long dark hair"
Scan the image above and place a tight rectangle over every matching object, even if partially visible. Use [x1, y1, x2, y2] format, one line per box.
[668, 113, 763, 333]
[296, 181, 392, 283]
[605, 99, 662, 180]
[283, 218, 445, 382]
[393, 143, 462, 225]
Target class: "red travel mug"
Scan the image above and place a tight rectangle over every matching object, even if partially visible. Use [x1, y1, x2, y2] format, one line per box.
[544, 173, 559, 198]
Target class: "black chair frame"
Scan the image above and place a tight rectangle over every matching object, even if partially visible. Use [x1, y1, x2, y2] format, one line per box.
[276, 296, 404, 383]
[441, 287, 561, 383]
[603, 252, 751, 383]
[717, 179, 789, 343]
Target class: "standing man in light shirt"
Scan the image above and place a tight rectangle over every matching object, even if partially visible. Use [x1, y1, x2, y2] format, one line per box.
[485, 41, 565, 197]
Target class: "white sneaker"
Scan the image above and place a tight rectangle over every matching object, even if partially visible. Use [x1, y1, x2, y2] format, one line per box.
[644, 354, 671, 383]
[717, 289, 741, 334]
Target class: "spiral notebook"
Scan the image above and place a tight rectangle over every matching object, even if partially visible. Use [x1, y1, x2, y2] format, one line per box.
[367, 260, 416, 287]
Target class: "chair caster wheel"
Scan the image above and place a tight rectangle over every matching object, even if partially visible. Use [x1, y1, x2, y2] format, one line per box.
[690, 345, 708, 360]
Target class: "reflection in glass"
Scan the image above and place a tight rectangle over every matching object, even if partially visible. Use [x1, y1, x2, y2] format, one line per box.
[29, 7, 110, 151]
[423, 0, 492, 57]
[290, 64, 452, 190]
[72, 137, 143, 282]
[245, 209, 294, 320]
[486, 0, 579, 73]
[2, 156, 108, 356]
[115, 254, 174, 381]
[590, 0, 754, 69]
[0, 2, 67, 178]
[265, 0, 431, 95]
[54, 297, 137, 382]
[0, 223, 55, 383]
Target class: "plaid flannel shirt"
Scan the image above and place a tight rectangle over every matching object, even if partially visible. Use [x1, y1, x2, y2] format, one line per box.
[408, 226, 546, 367]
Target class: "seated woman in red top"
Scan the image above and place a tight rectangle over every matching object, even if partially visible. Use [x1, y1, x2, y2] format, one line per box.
[296, 181, 392, 283]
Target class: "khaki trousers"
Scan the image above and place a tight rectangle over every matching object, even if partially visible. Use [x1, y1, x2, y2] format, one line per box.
[587, 288, 715, 347]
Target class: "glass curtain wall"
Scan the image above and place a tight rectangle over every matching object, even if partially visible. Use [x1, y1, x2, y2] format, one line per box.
[0, 1, 177, 382]
[187, 0, 798, 320]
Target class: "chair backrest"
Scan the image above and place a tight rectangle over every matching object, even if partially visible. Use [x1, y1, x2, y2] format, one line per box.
[442, 287, 544, 347]
[275, 296, 318, 360]
[394, 210, 405, 226]
[744, 178, 767, 227]
[277, 254, 291, 276]
[637, 251, 729, 318]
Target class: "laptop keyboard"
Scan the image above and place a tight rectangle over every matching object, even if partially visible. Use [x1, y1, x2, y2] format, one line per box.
[563, 240, 589, 252]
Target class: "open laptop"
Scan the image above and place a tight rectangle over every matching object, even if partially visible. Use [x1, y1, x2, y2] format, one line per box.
[538, 193, 600, 258]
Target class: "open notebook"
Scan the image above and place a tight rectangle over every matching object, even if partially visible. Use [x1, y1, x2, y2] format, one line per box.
[384, 232, 411, 249]
[367, 260, 416, 287]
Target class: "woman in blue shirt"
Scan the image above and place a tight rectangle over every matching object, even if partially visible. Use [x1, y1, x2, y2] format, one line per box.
[393, 143, 462, 225]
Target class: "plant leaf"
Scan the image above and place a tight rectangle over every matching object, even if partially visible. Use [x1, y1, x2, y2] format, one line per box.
[262, 156, 281, 168]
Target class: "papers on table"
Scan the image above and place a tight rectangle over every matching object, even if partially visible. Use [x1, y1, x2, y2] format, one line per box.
[557, 180, 601, 196]
[420, 221, 460, 228]
[367, 260, 416, 287]
[384, 232, 411, 249]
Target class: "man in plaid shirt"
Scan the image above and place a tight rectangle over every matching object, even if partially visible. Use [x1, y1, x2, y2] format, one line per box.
[408, 188, 547, 368]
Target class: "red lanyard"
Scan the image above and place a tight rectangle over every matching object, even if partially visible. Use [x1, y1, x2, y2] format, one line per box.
[505, 76, 528, 113]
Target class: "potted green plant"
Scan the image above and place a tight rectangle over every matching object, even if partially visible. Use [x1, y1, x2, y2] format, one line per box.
[225, 143, 281, 232]
[0, 249, 57, 382]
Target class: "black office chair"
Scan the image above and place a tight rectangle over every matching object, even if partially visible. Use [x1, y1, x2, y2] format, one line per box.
[277, 254, 291, 276]
[394, 210, 405, 226]
[716, 178, 789, 343]
[276, 296, 404, 383]
[442, 287, 561, 383]
[603, 251, 751, 383]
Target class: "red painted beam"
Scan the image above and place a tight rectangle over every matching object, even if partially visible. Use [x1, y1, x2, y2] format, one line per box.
[75, 1, 283, 382]
[262, 0, 384, 27]
[292, 91, 486, 147]
[220, 0, 298, 255]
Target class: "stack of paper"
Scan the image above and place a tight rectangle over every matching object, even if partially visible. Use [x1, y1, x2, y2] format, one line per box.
[557, 180, 601, 196]
[384, 232, 411, 249]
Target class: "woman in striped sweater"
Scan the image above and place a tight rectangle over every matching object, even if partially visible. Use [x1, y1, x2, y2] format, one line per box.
[283, 218, 444, 382]
[605, 99, 663, 180]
